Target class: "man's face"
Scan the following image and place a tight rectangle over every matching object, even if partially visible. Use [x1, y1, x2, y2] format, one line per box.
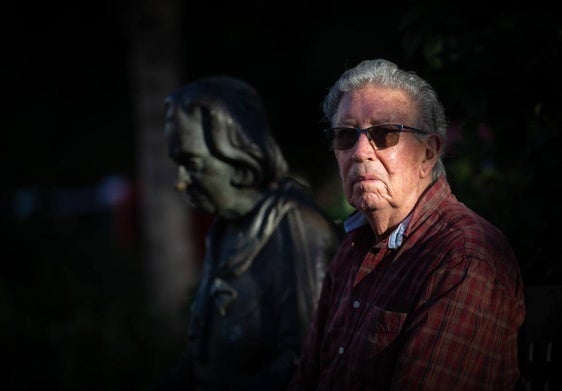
[165, 102, 236, 217]
[333, 85, 432, 215]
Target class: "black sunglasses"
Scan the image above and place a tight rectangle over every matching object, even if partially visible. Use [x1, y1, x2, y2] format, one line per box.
[324, 124, 426, 150]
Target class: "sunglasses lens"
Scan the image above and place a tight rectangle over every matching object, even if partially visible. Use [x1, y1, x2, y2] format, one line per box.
[328, 125, 403, 150]
[368, 127, 400, 148]
[333, 128, 359, 150]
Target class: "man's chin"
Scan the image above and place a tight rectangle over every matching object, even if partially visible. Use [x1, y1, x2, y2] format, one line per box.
[352, 195, 386, 213]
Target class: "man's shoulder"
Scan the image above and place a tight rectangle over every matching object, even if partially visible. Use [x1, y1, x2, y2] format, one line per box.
[436, 199, 506, 245]
[425, 197, 519, 276]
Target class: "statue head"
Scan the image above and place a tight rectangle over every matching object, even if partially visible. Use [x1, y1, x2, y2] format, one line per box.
[164, 76, 289, 219]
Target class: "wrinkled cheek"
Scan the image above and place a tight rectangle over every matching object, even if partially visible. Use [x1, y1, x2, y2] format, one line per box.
[342, 180, 356, 206]
[339, 166, 353, 198]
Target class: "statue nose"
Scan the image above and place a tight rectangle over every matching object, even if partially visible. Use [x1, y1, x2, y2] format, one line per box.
[175, 166, 191, 192]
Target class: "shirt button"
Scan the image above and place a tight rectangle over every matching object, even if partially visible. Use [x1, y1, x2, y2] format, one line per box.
[338, 346, 344, 355]
[353, 300, 360, 308]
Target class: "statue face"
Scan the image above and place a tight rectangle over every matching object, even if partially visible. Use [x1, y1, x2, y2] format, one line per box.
[165, 103, 238, 217]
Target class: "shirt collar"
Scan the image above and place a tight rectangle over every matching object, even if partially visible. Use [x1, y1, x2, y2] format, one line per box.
[343, 211, 368, 233]
[343, 211, 413, 249]
[388, 214, 412, 249]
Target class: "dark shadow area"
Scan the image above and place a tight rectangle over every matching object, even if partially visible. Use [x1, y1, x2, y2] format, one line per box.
[519, 285, 562, 390]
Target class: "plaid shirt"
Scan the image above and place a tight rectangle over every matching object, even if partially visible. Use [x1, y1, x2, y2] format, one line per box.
[289, 176, 525, 390]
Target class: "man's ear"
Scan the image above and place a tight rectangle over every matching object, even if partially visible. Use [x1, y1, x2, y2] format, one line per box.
[420, 134, 441, 178]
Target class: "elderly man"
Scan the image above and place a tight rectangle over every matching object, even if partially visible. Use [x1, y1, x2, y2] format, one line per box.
[289, 59, 525, 390]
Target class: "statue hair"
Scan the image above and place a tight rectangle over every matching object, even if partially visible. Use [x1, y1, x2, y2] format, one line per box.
[168, 76, 289, 188]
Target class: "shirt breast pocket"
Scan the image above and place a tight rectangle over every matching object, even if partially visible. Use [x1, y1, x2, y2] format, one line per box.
[362, 305, 407, 359]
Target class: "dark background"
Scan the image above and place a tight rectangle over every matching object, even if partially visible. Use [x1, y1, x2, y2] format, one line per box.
[3, 1, 561, 389]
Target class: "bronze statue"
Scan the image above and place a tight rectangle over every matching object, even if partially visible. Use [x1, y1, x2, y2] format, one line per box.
[158, 76, 342, 390]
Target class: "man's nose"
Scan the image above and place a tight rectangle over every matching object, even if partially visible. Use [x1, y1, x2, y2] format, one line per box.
[352, 132, 377, 160]
[175, 166, 191, 192]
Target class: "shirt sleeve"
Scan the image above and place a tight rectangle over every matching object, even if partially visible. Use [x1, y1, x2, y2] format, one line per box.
[390, 254, 525, 390]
